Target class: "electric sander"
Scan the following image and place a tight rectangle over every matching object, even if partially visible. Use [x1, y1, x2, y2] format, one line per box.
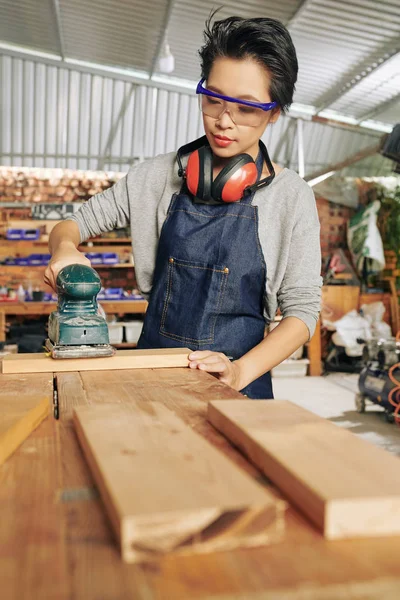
[45, 263, 115, 359]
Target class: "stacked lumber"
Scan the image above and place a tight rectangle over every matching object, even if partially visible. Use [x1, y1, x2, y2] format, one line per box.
[0, 166, 124, 204]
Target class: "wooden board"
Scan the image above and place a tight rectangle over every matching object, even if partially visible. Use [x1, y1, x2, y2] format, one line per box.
[0, 374, 51, 465]
[0, 310, 5, 343]
[0, 374, 69, 599]
[208, 399, 400, 540]
[321, 285, 360, 322]
[73, 401, 284, 563]
[1, 348, 190, 374]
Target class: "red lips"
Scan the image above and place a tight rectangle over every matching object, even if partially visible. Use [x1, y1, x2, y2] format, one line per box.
[213, 135, 235, 148]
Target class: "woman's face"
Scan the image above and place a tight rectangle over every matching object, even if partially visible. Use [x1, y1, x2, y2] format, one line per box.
[202, 57, 280, 163]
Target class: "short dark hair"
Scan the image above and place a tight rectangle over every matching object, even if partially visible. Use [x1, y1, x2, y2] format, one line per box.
[198, 15, 298, 113]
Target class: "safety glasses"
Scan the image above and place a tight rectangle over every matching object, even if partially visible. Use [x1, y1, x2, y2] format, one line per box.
[196, 78, 278, 127]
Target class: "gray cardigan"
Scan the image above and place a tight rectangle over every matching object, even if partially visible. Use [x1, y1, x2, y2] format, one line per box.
[68, 152, 322, 339]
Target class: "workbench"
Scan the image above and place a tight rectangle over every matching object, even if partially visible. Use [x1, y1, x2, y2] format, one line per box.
[1, 366, 399, 599]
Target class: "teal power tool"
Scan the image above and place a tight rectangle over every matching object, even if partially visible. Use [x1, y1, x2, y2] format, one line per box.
[45, 264, 115, 359]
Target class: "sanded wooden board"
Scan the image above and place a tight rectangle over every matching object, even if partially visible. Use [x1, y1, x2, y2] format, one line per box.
[208, 399, 400, 540]
[73, 402, 285, 563]
[1, 348, 190, 374]
[0, 374, 51, 464]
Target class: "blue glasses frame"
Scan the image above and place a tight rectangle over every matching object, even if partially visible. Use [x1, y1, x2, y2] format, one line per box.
[196, 78, 278, 112]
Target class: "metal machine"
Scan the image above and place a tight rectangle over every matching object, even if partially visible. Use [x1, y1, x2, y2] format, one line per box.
[45, 263, 115, 359]
[356, 335, 400, 424]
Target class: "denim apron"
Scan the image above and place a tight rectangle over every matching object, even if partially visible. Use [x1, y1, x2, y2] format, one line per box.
[137, 152, 274, 399]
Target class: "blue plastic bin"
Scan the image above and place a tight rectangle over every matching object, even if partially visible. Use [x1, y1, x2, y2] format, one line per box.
[101, 253, 119, 265]
[6, 229, 24, 240]
[103, 288, 124, 299]
[15, 258, 29, 266]
[86, 253, 103, 264]
[22, 229, 40, 241]
[28, 254, 45, 265]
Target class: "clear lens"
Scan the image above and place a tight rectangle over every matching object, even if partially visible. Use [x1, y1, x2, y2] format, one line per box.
[198, 94, 265, 127]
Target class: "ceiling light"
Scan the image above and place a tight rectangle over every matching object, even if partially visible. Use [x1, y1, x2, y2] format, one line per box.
[158, 43, 175, 74]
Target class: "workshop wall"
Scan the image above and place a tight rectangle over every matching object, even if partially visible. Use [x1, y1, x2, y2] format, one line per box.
[315, 196, 355, 264]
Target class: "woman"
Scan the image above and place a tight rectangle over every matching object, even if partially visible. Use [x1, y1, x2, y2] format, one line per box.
[45, 16, 322, 399]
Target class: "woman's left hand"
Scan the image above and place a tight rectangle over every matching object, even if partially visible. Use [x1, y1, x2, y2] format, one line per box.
[188, 351, 243, 391]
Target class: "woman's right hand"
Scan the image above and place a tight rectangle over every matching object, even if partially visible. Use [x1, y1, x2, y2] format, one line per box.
[44, 243, 91, 291]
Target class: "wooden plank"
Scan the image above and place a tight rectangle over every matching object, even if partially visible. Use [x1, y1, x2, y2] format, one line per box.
[0, 373, 69, 599]
[0, 309, 5, 343]
[321, 285, 360, 319]
[0, 382, 50, 465]
[55, 370, 260, 599]
[1, 348, 190, 374]
[73, 401, 284, 563]
[208, 399, 400, 540]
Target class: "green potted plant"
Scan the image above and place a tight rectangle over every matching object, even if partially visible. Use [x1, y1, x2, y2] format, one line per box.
[378, 184, 400, 285]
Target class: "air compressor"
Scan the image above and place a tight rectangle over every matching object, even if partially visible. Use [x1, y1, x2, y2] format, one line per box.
[356, 334, 400, 424]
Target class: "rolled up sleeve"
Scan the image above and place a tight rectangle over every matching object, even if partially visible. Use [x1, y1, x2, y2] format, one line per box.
[277, 186, 322, 340]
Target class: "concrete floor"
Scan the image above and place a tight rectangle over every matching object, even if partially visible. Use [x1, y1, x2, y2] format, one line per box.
[272, 373, 400, 456]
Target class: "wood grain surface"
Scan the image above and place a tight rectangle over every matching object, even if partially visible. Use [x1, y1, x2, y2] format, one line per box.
[1, 367, 400, 599]
[1, 348, 190, 374]
[74, 402, 283, 562]
[0, 374, 50, 465]
[208, 399, 400, 539]
[0, 373, 68, 599]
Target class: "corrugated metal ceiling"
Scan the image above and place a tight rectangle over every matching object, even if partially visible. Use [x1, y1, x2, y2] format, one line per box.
[60, 0, 167, 72]
[0, 0, 398, 128]
[0, 52, 394, 178]
[166, 0, 303, 80]
[0, 0, 399, 180]
[0, 0, 59, 54]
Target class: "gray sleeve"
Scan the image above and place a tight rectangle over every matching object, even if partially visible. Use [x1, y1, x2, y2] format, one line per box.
[67, 175, 131, 242]
[277, 186, 322, 340]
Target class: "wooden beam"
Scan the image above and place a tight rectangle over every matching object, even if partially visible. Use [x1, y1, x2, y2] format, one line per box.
[0, 310, 5, 343]
[73, 402, 285, 563]
[0, 374, 51, 465]
[208, 399, 400, 540]
[1, 348, 190, 374]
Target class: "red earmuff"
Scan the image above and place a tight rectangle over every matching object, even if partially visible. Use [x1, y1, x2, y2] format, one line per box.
[186, 151, 201, 199]
[215, 160, 258, 203]
[185, 146, 257, 203]
[176, 136, 275, 204]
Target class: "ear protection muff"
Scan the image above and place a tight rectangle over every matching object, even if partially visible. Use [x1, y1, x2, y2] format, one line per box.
[177, 136, 275, 204]
[186, 146, 258, 203]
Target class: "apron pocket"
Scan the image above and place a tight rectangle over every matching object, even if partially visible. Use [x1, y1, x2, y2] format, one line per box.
[160, 256, 229, 344]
